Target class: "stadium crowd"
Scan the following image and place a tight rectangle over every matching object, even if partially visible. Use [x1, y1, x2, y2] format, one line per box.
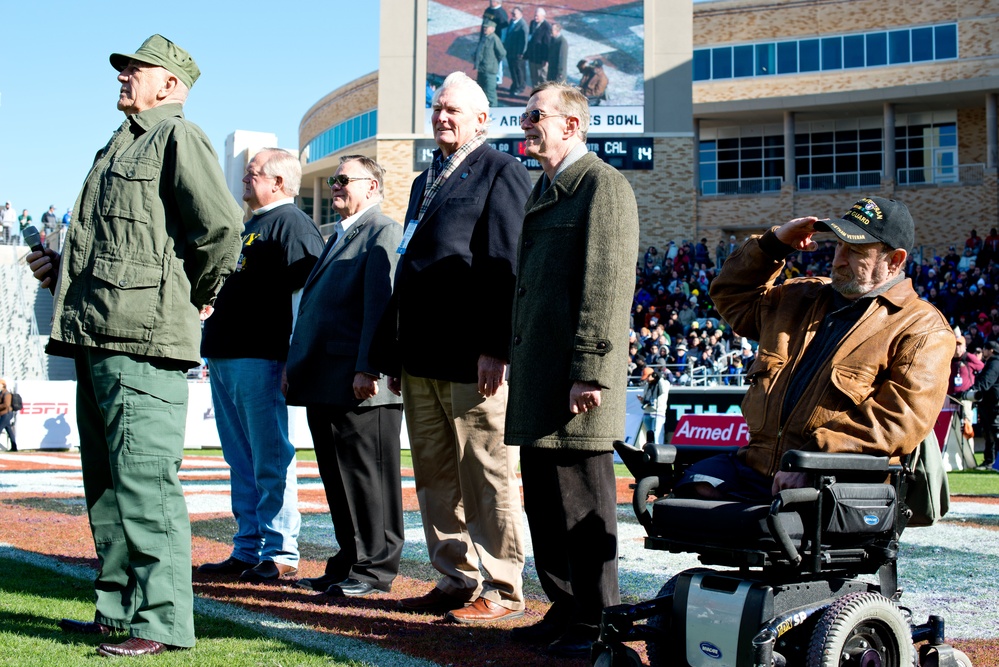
[629, 228, 999, 387]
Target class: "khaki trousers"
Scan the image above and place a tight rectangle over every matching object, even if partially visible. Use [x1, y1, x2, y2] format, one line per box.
[401, 370, 525, 609]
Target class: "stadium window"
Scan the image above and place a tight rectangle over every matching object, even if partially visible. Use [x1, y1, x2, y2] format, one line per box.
[694, 49, 711, 80]
[866, 32, 887, 66]
[889, 29, 910, 64]
[911, 27, 934, 62]
[712, 46, 733, 79]
[777, 41, 797, 74]
[799, 39, 820, 72]
[696, 22, 957, 83]
[843, 35, 865, 68]
[756, 43, 775, 75]
[734, 45, 755, 77]
[935, 24, 957, 59]
[821, 36, 842, 70]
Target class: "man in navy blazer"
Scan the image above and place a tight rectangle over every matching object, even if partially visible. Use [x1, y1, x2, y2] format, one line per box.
[373, 72, 531, 623]
[284, 155, 404, 598]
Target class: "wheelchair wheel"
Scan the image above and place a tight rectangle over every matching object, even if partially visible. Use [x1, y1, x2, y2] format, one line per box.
[806, 592, 914, 667]
[646, 576, 678, 667]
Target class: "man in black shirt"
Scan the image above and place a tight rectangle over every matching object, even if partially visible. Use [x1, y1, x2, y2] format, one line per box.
[198, 148, 324, 582]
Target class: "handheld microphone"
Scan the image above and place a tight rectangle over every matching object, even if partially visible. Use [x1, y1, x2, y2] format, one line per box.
[22, 225, 45, 254]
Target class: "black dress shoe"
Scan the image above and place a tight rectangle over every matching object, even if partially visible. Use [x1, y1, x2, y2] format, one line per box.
[510, 616, 571, 643]
[58, 618, 116, 636]
[239, 560, 297, 583]
[547, 624, 599, 659]
[97, 637, 168, 657]
[197, 556, 257, 575]
[295, 570, 348, 592]
[325, 578, 378, 598]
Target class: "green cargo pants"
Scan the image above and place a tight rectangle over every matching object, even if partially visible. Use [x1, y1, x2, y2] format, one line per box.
[75, 348, 195, 648]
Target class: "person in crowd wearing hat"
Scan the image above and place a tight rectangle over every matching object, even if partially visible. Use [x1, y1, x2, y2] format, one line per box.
[674, 197, 955, 501]
[26, 34, 243, 656]
[639, 368, 670, 443]
[474, 19, 506, 108]
[577, 59, 607, 105]
[958, 340, 999, 470]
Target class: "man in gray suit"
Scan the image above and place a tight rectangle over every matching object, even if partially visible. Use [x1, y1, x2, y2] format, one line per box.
[505, 6, 529, 96]
[284, 155, 404, 598]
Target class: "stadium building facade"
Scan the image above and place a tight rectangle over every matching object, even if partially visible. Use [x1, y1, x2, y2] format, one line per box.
[297, 0, 999, 252]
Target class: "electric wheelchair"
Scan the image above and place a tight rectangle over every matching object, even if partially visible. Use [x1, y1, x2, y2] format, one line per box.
[592, 441, 972, 667]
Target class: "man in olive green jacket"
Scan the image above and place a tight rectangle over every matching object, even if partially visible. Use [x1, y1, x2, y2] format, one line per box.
[506, 82, 639, 658]
[27, 35, 243, 657]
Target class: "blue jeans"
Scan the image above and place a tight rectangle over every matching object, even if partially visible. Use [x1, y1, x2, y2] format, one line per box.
[206, 358, 300, 567]
[640, 412, 665, 444]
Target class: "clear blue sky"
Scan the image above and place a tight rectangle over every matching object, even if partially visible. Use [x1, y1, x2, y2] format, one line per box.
[0, 1, 380, 219]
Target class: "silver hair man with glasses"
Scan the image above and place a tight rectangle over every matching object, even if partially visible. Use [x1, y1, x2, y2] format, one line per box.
[506, 80, 639, 657]
[284, 155, 406, 598]
[198, 148, 324, 584]
[372, 71, 531, 623]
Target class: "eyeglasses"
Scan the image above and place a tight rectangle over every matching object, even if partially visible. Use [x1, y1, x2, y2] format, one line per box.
[520, 109, 567, 124]
[328, 174, 372, 188]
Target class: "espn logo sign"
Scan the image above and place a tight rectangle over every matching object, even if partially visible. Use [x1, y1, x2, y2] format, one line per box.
[21, 402, 71, 416]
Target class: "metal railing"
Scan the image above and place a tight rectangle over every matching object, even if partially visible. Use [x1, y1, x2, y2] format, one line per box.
[700, 177, 782, 196]
[797, 171, 882, 191]
[897, 163, 984, 186]
[632, 352, 750, 388]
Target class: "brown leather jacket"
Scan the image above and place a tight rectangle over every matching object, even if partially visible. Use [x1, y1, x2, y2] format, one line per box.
[711, 230, 955, 477]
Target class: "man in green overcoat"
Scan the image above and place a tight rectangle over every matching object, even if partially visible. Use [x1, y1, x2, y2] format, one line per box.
[505, 81, 639, 658]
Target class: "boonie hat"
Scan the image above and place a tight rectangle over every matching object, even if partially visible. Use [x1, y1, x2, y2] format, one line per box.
[814, 196, 914, 251]
[110, 34, 200, 88]
[483, 19, 497, 28]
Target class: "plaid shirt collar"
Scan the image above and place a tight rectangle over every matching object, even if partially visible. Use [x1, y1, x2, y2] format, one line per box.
[417, 133, 487, 223]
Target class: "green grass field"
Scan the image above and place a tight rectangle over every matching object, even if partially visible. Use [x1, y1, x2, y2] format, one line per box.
[0, 555, 364, 666]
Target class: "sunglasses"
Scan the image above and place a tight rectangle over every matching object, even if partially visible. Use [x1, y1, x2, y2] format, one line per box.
[327, 174, 372, 188]
[520, 109, 567, 124]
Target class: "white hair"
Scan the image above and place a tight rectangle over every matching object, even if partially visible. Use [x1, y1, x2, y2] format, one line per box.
[259, 148, 302, 197]
[432, 71, 491, 122]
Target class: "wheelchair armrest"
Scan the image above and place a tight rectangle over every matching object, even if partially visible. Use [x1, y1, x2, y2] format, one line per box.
[780, 450, 890, 474]
[673, 445, 742, 463]
[643, 443, 676, 464]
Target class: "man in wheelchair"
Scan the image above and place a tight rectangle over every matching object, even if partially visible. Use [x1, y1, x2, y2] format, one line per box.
[593, 198, 970, 666]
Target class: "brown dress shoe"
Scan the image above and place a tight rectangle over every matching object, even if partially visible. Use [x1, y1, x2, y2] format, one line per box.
[97, 637, 167, 657]
[239, 560, 298, 583]
[197, 556, 258, 576]
[446, 597, 525, 624]
[58, 618, 116, 636]
[397, 587, 469, 614]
